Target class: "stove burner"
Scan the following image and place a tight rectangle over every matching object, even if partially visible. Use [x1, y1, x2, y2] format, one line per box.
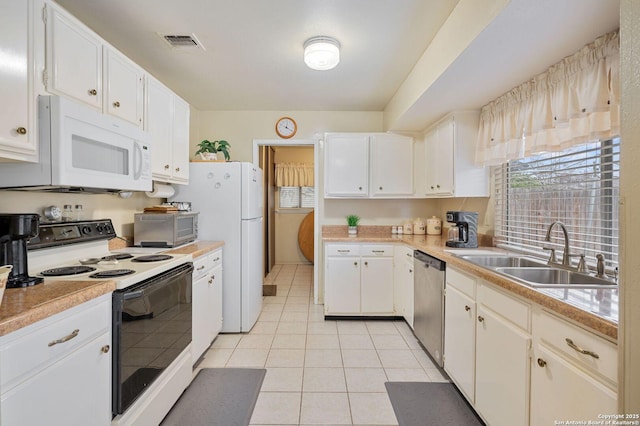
[102, 253, 134, 261]
[41, 266, 96, 276]
[132, 254, 173, 263]
[89, 269, 136, 278]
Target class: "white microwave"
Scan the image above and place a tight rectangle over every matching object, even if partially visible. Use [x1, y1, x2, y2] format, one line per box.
[0, 96, 152, 193]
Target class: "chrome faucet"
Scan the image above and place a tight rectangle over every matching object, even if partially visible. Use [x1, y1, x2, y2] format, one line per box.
[544, 221, 571, 266]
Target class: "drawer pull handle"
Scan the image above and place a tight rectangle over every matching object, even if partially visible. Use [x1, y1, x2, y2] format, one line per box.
[409, 269, 413, 273]
[565, 338, 600, 359]
[16, 127, 27, 135]
[354, 261, 358, 266]
[337, 250, 350, 253]
[477, 316, 485, 323]
[537, 358, 547, 367]
[88, 89, 97, 96]
[101, 345, 110, 354]
[196, 265, 206, 271]
[371, 250, 385, 253]
[464, 305, 471, 312]
[113, 101, 121, 108]
[48, 329, 79, 347]
[364, 261, 368, 266]
[213, 257, 220, 261]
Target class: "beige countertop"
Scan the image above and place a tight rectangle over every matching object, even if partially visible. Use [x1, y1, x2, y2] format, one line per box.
[0, 240, 224, 337]
[323, 227, 618, 341]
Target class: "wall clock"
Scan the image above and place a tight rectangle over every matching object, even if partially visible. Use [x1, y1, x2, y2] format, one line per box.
[275, 116, 297, 139]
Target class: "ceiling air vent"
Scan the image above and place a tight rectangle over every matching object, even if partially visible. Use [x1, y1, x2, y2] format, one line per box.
[161, 33, 205, 50]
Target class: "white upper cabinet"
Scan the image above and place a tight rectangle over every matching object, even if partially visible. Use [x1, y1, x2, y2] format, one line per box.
[424, 111, 488, 197]
[45, 3, 102, 109]
[146, 75, 190, 184]
[0, 0, 39, 162]
[370, 133, 414, 196]
[324, 134, 369, 197]
[324, 133, 414, 198]
[104, 47, 144, 127]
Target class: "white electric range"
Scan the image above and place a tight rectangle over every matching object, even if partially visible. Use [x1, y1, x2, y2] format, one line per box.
[26, 219, 195, 425]
[27, 220, 191, 289]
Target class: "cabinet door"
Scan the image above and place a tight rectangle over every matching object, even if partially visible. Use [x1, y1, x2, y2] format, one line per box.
[104, 48, 143, 127]
[425, 119, 454, 196]
[146, 76, 173, 179]
[171, 96, 190, 182]
[192, 273, 209, 364]
[370, 134, 414, 196]
[475, 305, 531, 426]
[46, 4, 102, 109]
[0, 0, 38, 161]
[403, 260, 414, 328]
[325, 256, 361, 314]
[0, 333, 111, 425]
[443, 284, 476, 402]
[324, 134, 369, 197]
[361, 256, 394, 314]
[530, 344, 617, 425]
[211, 264, 223, 336]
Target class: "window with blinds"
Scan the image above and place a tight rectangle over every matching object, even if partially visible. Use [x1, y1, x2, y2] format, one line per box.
[494, 138, 620, 269]
[279, 186, 315, 209]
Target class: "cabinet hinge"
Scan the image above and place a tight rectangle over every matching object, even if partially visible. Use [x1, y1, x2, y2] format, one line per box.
[42, 68, 48, 87]
[42, 5, 47, 23]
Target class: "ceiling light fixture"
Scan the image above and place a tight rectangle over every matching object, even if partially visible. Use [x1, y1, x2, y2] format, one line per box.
[303, 36, 341, 71]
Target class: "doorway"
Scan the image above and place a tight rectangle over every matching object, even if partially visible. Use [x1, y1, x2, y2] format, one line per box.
[253, 139, 319, 303]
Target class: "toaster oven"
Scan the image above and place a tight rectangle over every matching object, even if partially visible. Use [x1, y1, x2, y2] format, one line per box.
[134, 212, 198, 247]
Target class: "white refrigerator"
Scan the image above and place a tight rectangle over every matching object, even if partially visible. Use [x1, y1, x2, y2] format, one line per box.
[171, 162, 263, 332]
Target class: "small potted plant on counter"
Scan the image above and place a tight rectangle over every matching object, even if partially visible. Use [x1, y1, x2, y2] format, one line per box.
[346, 214, 360, 235]
[195, 139, 231, 161]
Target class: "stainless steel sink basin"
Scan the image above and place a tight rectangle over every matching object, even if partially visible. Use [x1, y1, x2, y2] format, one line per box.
[459, 255, 547, 269]
[495, 267, 616, 288]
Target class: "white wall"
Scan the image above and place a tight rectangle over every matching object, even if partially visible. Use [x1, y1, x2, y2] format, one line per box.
[620, 0, 639, 411]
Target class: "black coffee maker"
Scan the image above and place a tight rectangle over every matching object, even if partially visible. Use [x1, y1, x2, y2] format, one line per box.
[445, 211, 479, 248]
[0, 213, 44, 288]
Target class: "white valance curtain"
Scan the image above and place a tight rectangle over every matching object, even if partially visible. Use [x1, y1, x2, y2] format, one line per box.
[275, 162, 314, 187]
[475, 30, 619, 166]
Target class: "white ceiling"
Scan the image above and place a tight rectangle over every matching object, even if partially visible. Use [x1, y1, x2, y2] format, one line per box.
[55, 0, 620, 131]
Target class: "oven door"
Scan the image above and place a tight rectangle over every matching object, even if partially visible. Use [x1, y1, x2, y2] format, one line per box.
[112, 262, 193, 415]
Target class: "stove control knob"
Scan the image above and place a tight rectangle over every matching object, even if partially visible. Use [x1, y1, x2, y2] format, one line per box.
[104, 224, 113, 233]
[96, 225, 104, 233]
[81, 226, 92, 235]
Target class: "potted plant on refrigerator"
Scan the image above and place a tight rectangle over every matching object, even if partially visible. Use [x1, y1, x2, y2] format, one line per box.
[195, 140, 231, 161]
[346, 214, 360, 235]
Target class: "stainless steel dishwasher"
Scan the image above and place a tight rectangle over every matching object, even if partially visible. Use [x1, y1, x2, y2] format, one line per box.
[413, 250, 446, 367]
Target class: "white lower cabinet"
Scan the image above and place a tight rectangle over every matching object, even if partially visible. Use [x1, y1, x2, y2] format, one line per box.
[324, 244, 394, 316]
[444, 268, 531, 426]
[530, 309, 617, 425]
[444, 266, 619, 426]
[393, 245, 414, 328]
[443, 268, 476, 402]
[192, 249, 223, 365]
[0, 294, 112, 425]
[475, 290, 531, 426]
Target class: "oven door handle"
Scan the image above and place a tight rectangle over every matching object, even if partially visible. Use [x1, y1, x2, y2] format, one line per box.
[123, 290, 144, 300]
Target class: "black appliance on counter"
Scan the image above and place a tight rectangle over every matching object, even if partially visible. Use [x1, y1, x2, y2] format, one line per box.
[445, 211, 479, 248]
[0, 213, 44, 287]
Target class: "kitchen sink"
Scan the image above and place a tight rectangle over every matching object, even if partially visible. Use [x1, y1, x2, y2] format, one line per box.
[494, 267, 616, 289]
[459, 255, 548, 269]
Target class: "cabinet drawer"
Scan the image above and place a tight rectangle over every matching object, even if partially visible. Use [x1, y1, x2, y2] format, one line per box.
[210, 249, 222, 268]
[446, 267, 476, 298]
[0, 294, 111, 390]
[192, 254, 211, 280]
[533, 310, 617, 384]
[477, 281, 530, 331]
[326, 244, 360, 256]
[361, 245, 394, 256]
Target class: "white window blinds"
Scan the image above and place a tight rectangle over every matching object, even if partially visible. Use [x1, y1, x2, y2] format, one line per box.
[494, 138, 619, 270]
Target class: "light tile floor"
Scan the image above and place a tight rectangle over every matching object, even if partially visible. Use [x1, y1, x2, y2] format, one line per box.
[197, 264, 449, 426]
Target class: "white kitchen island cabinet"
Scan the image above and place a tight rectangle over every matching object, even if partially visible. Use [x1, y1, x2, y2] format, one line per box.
[324, 244, 394, 316]
[530, 309, 617, 425]
[146, 75, 190, 184]
[0, 294, 112, 426]
[0, 0, 40, 162]
[424, 111, 488, 197]
[192, 248, 224, 365]
[324, 133, 414, 198]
